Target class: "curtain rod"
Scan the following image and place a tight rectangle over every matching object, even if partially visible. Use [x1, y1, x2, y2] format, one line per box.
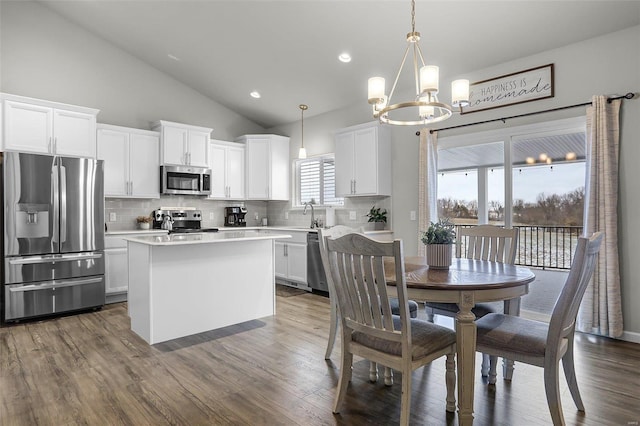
[420, 92, 636, 135]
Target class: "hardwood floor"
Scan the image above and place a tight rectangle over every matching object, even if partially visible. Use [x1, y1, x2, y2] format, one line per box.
[1, 292, 639, 425]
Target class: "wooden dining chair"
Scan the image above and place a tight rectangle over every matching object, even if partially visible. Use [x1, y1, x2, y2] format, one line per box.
[475, 232, 603, 426]
[319, 227, 418, 386]
[319, 228, 419, 360]
[326, 233, 456, 426]
[424, 224, 519, 377]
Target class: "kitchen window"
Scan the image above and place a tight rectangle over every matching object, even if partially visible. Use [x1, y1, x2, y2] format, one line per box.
[295, 154, 343, 207]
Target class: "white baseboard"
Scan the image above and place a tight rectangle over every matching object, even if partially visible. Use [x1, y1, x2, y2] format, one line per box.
[619, 330, 640, 344]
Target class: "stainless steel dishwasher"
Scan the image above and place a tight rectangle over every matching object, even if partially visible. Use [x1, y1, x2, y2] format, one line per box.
[306, 232, 328, 292]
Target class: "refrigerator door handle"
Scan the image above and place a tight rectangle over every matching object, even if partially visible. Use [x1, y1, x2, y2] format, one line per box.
[60, 165, 67, 243]
[52, 163, 60, 243]
[8, 277, 104, 293]
[8, 253, 104, 265]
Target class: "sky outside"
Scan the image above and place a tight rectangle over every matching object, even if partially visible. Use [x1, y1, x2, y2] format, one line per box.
[438, 162, 585, 204]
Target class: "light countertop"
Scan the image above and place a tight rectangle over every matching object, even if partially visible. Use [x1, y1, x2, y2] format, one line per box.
[124, 230, 292, 246]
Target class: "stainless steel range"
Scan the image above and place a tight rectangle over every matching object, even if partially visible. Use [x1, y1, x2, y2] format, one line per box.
[1, 152, 106, 322]
[152, 209, 218, 234]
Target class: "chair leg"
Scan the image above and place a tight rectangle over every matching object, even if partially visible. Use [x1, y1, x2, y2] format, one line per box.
[399, 367, 412, 426]
[488, 356, 498, 385]
[333, 343, 353, 414]
[325, 299, 338, 360]
[503, 358, 515, 381]
[481, 353, 490, 376]
[425, 306, 435, 322]
[562, 334, 585, 411]
[445, 353, 456, 413]
[384, 367, 394, 386]
[369, 362, 378, 382]
[543, 361, 565, 426]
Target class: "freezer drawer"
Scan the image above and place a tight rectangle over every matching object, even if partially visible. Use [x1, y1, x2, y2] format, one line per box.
[4, 275, 105, 321]
[4, 252, 104, 285]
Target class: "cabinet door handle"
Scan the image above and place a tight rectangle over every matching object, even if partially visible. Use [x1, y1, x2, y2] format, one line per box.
[353, 180, 356, 194]
[48, 137, 53, 153]
[54, 137, 58, 154]
[129, 181, 133, 195]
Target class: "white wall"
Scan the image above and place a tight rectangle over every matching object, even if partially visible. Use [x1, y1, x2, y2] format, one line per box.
[0, 1, 264, 139]
[270, 26, 640, 339]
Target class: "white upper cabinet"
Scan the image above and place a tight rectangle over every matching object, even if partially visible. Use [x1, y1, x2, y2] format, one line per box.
[208, 139, 245, 200]
[97, 124, 160, 198]
[237, 134, 290, 200]
[1, 93, 98, 158]
[334, 122, 391, 197]
[152, 120, 211, 168]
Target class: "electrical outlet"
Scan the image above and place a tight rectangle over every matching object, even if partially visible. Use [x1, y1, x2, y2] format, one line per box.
[109, 212, 117, 222]
[254, 212, 259, 221]
[209, 212, 214, 220]
[285, 211, 289, 220]
[410, 211, 416, 221]
[349, 211, 357, 221]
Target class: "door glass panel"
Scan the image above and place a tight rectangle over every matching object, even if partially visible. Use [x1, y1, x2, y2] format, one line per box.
[511, 131, 586, 269]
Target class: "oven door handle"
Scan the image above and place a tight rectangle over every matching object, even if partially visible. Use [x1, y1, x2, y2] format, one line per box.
[8, 253, 103, 265]
[8, 277, 103, 292]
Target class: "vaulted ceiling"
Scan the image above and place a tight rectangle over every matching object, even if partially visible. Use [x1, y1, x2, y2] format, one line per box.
[41, 1, 640, 128]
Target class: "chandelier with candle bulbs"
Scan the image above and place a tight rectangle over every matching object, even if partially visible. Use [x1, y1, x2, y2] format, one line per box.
[368, 0, 470, 126]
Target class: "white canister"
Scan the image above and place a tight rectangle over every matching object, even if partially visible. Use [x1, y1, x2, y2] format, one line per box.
[262, 217, 268, 226]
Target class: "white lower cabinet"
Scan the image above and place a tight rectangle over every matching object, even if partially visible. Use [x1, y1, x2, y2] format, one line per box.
[274, 231, 308, 286]
[105, 231, 167, 303]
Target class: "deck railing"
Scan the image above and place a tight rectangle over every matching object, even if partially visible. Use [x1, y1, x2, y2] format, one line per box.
[455, 225, 583, 270]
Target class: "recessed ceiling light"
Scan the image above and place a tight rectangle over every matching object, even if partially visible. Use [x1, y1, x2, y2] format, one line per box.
[167, 53, 181, 62]
[338, 53, 351, 63]
[250, 91, 261, 99]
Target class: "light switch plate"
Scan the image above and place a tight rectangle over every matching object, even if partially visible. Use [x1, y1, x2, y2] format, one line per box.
[209, 212, 214, 220]
[349, 211, 357, 221]
[285, 211, 289, 220]
[109, 212, 117, 222]
[410, 211, 416, 221]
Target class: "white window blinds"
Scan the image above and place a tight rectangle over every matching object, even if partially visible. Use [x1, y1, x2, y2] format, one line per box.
[297, 155, 343, 206]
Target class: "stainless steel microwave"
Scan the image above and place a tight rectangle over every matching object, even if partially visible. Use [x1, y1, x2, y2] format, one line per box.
[160, 165, 211, 196]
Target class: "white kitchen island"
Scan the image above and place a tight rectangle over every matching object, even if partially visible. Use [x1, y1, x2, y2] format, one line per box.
[124, 230, 291, 344]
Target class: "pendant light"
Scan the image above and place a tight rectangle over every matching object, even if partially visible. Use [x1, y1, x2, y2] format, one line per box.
[298, 104, 308, 159]
[367, 0, 469, 126]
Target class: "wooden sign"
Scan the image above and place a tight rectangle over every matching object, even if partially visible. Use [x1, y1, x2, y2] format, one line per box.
[461, 64, 554, 114]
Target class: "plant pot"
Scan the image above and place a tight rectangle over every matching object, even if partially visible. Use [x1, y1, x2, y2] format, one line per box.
[425, 244, 452, 269]
[138, 222, 150, 230]
[373, 222, 385, 230]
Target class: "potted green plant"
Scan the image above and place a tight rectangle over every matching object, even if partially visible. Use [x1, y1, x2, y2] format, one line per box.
[136, 215, 153, 230]
[420, 218, 456, 269]
[365, 205, 387, 230]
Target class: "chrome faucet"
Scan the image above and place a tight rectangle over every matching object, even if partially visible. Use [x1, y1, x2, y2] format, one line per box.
[303, 201, 316, 229]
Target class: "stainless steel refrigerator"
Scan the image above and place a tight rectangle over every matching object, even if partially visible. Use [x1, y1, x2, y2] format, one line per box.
[1, 152, 105, 322]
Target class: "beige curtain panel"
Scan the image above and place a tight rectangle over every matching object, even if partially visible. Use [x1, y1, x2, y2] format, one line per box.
[578, 95, 624, 338]
[418, 130, 438, 256]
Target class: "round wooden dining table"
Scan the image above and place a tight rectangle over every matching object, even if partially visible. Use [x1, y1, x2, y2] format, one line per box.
[384, 256, 536, 426]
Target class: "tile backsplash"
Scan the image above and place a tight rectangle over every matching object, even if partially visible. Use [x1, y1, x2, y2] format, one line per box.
[267, 196, 392, 230]
[104, 196, 268, 231]
[105, 196, 391, 231]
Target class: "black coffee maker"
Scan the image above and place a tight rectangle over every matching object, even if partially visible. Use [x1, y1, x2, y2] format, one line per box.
[224, 207, 247, 227]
